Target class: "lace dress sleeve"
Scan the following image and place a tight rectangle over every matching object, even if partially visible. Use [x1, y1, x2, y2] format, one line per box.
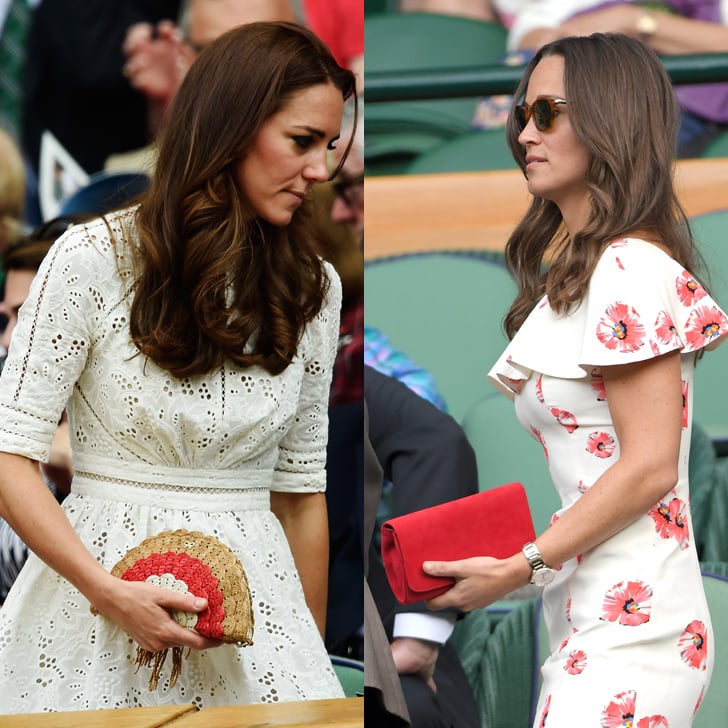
[272, 260, 342, 493]
[0, 223, 110, 462]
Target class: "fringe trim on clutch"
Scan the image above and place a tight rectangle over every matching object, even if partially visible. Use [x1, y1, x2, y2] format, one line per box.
[135, 646, 185, 690]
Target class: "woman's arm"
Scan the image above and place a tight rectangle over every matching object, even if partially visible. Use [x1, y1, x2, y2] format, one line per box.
[424, 349, 683, 612]
[271, 490, 330, 637]
[0, 451, 219, 652]
[558, 6, 728, 55]
[516, 5, 728, 54]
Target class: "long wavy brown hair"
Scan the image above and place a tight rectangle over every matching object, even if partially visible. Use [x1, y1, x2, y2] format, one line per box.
[127, 21, 357, 376]
[503, 33, 704, 340]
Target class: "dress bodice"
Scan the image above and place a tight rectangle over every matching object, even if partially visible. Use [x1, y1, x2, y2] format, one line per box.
[0, 210, 342, 493]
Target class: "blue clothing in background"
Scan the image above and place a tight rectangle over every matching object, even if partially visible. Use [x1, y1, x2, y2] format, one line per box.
[363, 325, 447, 411]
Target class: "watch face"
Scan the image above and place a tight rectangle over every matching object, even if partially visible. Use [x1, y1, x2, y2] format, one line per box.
[637, 14, 658, 36]
[531, 567, 555, 587]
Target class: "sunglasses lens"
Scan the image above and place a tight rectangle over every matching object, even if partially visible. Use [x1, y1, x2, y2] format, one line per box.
[532, 99, 552, 131]
[515, 106, 527, 131]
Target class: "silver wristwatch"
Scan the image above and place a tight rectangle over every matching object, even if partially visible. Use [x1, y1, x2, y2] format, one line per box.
[522, 542, 556, 587]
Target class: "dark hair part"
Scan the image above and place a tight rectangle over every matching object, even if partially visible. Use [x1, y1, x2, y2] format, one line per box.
[503, 32, 702, 339]
[129, 21, 357, 377]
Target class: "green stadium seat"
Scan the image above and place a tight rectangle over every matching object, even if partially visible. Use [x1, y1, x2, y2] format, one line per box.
[365, 12, 509, 175]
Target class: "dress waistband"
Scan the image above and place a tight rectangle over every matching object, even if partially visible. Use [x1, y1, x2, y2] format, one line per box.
[71, 456, 271, 511]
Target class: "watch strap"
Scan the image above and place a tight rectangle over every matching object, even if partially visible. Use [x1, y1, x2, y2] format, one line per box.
[522, 541, 546, 570]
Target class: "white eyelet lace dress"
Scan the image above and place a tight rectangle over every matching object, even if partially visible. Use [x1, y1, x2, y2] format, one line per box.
[0, 211, 345, 712]
[488, 238, 728, 727]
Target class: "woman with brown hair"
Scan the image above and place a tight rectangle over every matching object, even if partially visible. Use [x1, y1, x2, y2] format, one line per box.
[423, 33, 728, 725]
[0, 21, 356, 712]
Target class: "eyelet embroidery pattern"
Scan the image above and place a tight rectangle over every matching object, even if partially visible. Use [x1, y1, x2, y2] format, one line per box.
[0, 214, 344, 710]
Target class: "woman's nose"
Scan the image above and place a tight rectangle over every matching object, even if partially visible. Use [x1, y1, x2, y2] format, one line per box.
[303, 151, 330, 183]
[518, 119, 538, 146]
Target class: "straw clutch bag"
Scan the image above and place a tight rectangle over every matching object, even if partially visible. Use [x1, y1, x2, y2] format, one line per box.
[92, 529, 254, 690]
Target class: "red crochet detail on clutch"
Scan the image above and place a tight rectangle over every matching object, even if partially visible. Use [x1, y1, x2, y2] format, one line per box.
[120, 551, 226, 640]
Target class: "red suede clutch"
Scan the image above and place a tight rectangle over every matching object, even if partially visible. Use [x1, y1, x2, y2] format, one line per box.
[380, 482, 537, 604]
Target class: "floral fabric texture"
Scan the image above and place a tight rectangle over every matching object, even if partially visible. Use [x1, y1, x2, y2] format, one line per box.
[489, 238, 728, 726]
[0, 211, 344, 712]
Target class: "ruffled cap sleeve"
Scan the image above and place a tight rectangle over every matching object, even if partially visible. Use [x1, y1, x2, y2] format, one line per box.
[489, 238, 728, 397]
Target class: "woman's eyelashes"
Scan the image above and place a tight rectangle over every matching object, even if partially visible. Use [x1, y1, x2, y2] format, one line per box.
[293, 135, 314, 149]
[292, 135, 339, 151]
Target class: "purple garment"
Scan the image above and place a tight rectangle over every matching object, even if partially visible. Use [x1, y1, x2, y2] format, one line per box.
[571, 1, 728, 123]
[663, 0, 719, 21]
[669, 0, 728, 123]
[575, 0, 718, 22]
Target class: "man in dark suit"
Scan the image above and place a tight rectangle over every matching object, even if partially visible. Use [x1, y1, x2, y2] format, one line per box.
[364, 401, 410, 726]
[365, 365, 480, 728]
[323, 110, 479, 725]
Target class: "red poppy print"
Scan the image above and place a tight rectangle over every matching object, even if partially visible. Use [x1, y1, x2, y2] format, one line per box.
[676, 270, 707, 306]
[564, 649, 587, 675]
[586, 431, 616, 458]
[681, 380, 688, 429]
[539, 694, 551, 727]
[611, 238, 628, 248]
[649, 494, 690, 550]
[550, 407, 578, 433]
[559, 627, 578, 652]
[678, 620, 708, 670]
[655, 310, 680, 347]
[505, 377, 524, 394]
[684, 304, 728, 349]
[601, 580, 652, 626]
[637, 716, 669, 728]
[601, 689, 635, 728]
[615, 256, 625, 270]
[536, 374, 545, 403]
[591, 369, 607, 401]
[694, 687, 705, 716]
[596, 302, 646, 353]
[532, 426, 549, 464]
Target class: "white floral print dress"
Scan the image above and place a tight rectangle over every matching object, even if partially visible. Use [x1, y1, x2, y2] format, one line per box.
[489, 238, 728, 727]
[0, 212, 345, 712]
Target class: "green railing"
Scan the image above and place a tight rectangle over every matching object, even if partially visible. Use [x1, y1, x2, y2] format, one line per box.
[364, 53, 728, 102]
